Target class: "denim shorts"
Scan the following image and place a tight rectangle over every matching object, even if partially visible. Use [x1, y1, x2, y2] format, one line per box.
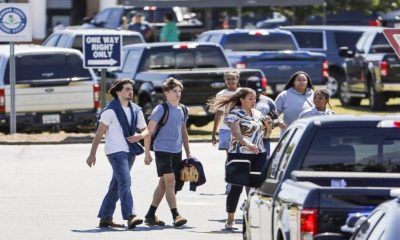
[218, 129, 231, 150]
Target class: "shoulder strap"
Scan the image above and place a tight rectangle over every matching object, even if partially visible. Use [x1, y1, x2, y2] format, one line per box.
[180, 103, 188, 121]
[152, 102, 169, 140]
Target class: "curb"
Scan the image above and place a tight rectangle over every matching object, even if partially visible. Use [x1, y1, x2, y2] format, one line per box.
[0, 137, 280, 145]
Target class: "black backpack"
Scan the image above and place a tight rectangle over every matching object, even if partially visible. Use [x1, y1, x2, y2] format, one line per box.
[149, 102, 188, 151]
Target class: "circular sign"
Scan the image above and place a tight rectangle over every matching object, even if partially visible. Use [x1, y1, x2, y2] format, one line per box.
[0, 7, 27, 34]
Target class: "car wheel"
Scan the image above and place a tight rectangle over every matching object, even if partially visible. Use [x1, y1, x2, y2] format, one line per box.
[327, 75, 339, 97]
[339, 81, 361, 106]
[369, 84, 385, 111]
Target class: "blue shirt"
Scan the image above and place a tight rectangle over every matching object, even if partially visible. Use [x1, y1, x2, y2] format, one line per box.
[149, 102, 188, 153]
[128, 22, 151, 39]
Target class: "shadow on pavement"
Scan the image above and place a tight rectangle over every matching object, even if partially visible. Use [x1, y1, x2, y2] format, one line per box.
[71, 225, 195, 233]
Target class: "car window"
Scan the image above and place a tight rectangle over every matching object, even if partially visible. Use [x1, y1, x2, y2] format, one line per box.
[196, 34, 210, 42]
[107, 8, 123, 28]
[291, 31, 324, 49]
[370, 33, 394, 53]
[334, 31, 363, 51]
[122, 49, 142, 73]
[43, 34, 61, 47]
[356, 32, 371, 53]
[223, 33, 297, 51]
[208, 34, 223, 44]
[56, 35, 70, 48]
[93, 9, 110, 26]
[301, 128, 400, 172]
[353, 210, 385, 240]
[4, 54, 91, 84]
[140, 45, 229, 70]
[267, 129, 296, 179]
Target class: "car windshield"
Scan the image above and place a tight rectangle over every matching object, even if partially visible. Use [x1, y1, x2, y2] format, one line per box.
[4, 54, 91, 84]
[223, 33, 297, 51]
[301, 128, 400, 172]
[140, 45, 229, 70]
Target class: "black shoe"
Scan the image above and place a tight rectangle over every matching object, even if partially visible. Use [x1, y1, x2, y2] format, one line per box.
[173, 215, 187, 227]
[99, 219, 124, 228]
[145, 215, 165, 226]
[127, 216, 143, 229]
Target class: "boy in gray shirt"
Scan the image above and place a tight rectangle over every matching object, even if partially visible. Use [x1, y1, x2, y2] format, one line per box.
[144, 77, 191, 227]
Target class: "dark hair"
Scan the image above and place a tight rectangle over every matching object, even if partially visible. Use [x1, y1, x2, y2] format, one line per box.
[211, 87, 256, 114]
[245, 76, 263, 94]
[162, 77, 183, 92]
[164, 13, 173, 21]
[314, 88, 333, 109]
[108, 79, 134, 98]
[283, 71, 314, 91]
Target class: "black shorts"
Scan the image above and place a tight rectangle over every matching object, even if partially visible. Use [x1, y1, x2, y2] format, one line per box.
[154, 151, 182, 177]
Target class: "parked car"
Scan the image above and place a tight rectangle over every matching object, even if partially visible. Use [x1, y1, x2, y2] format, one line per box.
[111, 42, 266, 127]
[196, 29, 328, 96]
[341, 189, 400, 240]
[339, 27, 400, 110]
[0, 45, 99, 132]
[82, 5, 204, 41]
[42, 28, 144, 52]
[381, 9, 400, 28]
[281, 25, 377, 97]
[307, 11, 382, 26]
[237, 116, 400, 240]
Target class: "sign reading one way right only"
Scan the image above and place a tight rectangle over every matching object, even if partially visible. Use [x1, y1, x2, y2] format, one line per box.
[83, 34, 121, 69]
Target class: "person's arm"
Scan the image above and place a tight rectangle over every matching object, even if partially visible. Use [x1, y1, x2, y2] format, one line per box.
[144, 120, 157, 165]
[182, 122, 191, 159]
[86, 123, 107, 167]
[229, 122, 259, 154]
[144, 24, 153, 40]
[122, 16, 129, 30]
[211, 110, 223, 146]
[127, 110, 149, 143]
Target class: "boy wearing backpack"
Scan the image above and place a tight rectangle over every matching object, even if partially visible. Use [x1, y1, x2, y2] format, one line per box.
[144, 77, 190, 227]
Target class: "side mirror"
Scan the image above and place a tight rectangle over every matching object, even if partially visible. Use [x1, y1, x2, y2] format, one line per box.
[341, 214, 368, 233]
[314, 232, 344, 240]
[339, 46, 355, 58]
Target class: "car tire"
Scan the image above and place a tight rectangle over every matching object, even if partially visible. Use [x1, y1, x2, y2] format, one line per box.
[327, 72, 341, 98]
[369, 84, 385, 111]
[339, 81, 361, 106]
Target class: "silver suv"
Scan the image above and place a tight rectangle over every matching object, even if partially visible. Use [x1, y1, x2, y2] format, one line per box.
[0, 45, 99, 132]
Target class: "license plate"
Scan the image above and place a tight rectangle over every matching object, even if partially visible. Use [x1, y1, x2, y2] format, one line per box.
[42, 114, 60, 124]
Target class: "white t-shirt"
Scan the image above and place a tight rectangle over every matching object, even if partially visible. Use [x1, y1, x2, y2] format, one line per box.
[99, 107, 146, 155]
[216, 88, 239, 130]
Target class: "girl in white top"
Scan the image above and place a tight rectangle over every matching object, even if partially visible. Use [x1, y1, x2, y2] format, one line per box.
[299, 88, 335, 118]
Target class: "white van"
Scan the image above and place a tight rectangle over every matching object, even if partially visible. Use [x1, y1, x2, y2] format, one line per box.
[0, 45, 99, 132]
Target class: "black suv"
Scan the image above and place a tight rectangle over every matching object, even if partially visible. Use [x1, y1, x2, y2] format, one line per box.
[281, 25, 377, 97]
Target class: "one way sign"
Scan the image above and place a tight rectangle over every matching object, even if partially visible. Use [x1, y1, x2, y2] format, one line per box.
[83, 34, 121, 68]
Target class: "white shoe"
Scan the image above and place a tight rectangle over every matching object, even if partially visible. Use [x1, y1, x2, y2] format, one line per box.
[225, 221, 237, 230]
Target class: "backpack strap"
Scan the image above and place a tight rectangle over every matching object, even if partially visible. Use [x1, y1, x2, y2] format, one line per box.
[152, 102, 169, 141]
[180, 103, 188, 121]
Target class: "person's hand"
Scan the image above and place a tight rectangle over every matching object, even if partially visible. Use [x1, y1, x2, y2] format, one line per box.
[86, 155, 96, 168]
[126, 133, 143, 143]
[186, 153, 192, 159]
[211, 134, 217, 146]
[245, 143, 259, 154]
[122, 16, 128, 23]
[144, 152, 153, 165]
[278, 121, 288, 130]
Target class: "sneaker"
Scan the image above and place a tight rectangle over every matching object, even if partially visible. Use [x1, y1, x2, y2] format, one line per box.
[99, 219, 124, 228]
[173, 215, 187, 227]
[224, 221, 238, 230]
[127, 215, 143, 229]
[145, 215, 165, 226]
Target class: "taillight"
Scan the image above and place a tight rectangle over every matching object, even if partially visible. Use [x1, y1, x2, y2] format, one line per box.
[377, 120, 400, 128]
[380, 61, 388, 77]
[369, 19, 381, 26]
[0, 88, 5, 113]
[322, 60, 329, 78]
[261, 77, 267, 95]
[93, 84, 100, 109]
[235, 62, 247, 69]
[301, 209, 318, 240]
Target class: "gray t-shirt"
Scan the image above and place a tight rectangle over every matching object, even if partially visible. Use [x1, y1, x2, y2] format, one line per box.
[149, 102, 188, 153]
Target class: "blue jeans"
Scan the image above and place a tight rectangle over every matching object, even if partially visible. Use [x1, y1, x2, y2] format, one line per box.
[98, 151, 136, 220]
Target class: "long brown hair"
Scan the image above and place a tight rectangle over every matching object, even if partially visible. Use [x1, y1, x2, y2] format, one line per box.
[209, 88, 256, 114]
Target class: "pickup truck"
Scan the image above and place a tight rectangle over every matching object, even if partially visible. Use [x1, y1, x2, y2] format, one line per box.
[237, 116, 400, 240]
[112, 42, 266, 127]
[83, 5, 203, 42]
[339, 27, 400, 110]
[196, 29, 328, 95]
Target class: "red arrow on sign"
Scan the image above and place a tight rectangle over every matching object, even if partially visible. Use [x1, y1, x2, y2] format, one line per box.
[383, 28, 400, 59]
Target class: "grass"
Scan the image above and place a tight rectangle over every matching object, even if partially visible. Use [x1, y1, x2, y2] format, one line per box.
[188, 98, 400, 139]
